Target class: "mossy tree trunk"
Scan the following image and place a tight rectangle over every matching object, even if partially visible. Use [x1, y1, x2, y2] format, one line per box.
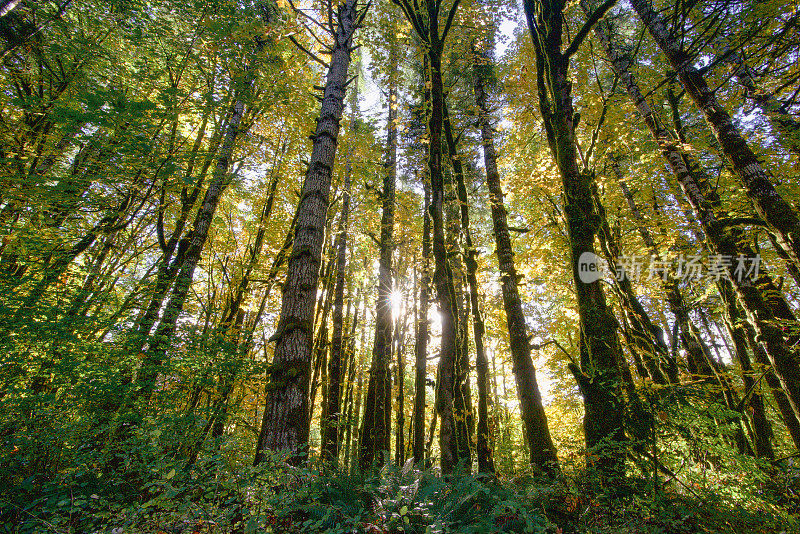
[524, 0, 626, 481]
[472, 44, 557, 472]
[359, 39, 397, 471]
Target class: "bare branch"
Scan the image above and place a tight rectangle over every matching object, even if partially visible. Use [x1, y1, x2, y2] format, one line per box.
[564, 0, 617, 59]
[288, 35, 330, 69]
[286, 0, 334, 36]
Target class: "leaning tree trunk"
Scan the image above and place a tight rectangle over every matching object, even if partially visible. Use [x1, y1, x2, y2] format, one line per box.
[132, 114, 226, 353]
[613, 165, 714, 380]
[719, 281, 775, 459]
[321, 82, 356, 464]
[359, 41, 397, 471]
[630, 0, 800, 272]
[472, 45, 557, 471]
[659, 123, 800, 430]
[525, 0, 626, 481]
[614, 158, 754, 453]
[211, 161, 286, 441]
[255, 0, 361, 463]
[134, 94, 247, 409]
[718, 45, 800, 158]
[582, 3, 780, 406]
[746, 319, 800, 450]
[589, 3, 718, 385]
[592, 179, 672, 385]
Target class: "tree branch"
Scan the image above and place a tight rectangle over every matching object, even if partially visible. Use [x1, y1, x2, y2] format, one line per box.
[441, 0, 462, 43]
[564, 0, 617, 59]
[288, 35, 330, 69]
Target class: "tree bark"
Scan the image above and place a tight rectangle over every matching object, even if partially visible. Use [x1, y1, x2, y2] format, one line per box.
[525, 0, 625, 480]
[473, 45, 557, 471]
[255, 0, 361, 462]
[359, 39, 397, 470]
[445, 171, 473, 470]
[321, 89, 356, 463]
[746, 319, 800, 450]
[718, 45, 800, 158]
[134, 94, 246, 408]
[341, 289, 361, 468]
[412, 181, 431, 463]
[395, 289, 408, 465]
[719, 281, 774, 459]
[444, 98, 494, 473]
[593, 177, 674, 384]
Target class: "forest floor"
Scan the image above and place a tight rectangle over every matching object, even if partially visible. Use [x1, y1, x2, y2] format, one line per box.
[3, 455, 799, 534]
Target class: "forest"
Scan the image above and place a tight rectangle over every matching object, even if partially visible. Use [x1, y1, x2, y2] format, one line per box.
[1, 0, 799, 531]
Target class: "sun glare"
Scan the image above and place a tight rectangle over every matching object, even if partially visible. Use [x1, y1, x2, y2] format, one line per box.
[390, 290, 404, 318]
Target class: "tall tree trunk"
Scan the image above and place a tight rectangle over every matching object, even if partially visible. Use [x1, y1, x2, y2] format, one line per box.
[525, 0, 625, 481]
[444, 100, 494, 473]
[445, 174, 473, 470]
[592, 178, 673, 384]
[133, 92, 247, 408]
[211, 162, 286, 442]
[717, 45, 800, 158]
[412, 182, 431, 463]
[311, 241, 337, 446]
[426, 46, 463, 474]
[255, 0, 361, 462]
[321, 75, 357, 463]
[630, 0, 800, 271]
[359, 39, 397, 470]
[131, 112, 225, 353]
[391, 0, 463, 476]
[350, 298, 368, 473]
[341, 290, 361, 468]
[746, 320, 800, 449]
[472, 45, 557, 471]
[719, 281, 775, 459]
[395, 290, 408, 465]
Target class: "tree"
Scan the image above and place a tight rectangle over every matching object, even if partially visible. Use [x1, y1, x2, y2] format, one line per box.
[359, 26, 398, 470]
[523, 0, 626, 481]
[391, 0, 465, 475]
[255, 0, 367, 462]
[473, 43, 558, 472]
[630, 0, 800, 271]
[321, 66, 359, 466]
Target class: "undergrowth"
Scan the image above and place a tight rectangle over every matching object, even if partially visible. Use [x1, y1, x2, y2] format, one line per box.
[2, 439, 798, 534]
